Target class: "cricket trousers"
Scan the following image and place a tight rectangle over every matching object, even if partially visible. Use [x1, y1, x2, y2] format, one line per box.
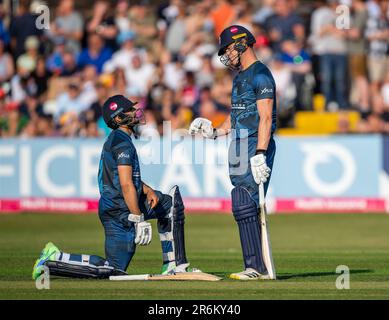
[228, 136, 276, 206]
[98, 190, 172, 271]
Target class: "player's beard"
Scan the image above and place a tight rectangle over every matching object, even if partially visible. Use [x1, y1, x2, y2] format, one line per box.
[117, 109, 146, 129]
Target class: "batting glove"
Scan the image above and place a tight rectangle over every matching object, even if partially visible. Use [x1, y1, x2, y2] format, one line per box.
[250, 153, 271, 184]
[128, 214, 152, 246]
[189, 118, 216, 139]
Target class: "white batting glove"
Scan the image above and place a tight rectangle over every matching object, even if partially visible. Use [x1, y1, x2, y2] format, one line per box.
[128, 214, 152, 246]
[250, 153, 271, 184]
[189, 118, 216, 139]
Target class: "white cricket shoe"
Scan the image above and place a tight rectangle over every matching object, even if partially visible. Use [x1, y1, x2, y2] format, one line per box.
[174, 263, 202, 273]
[162, 262, 202, 275]
[230, 268, 271, 280]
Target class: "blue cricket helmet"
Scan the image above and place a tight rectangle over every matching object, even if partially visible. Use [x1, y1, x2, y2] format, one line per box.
[218, 25, 256, 56]
[102, 95, 139, 129]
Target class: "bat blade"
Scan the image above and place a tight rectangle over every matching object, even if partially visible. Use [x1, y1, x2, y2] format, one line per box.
[259, 183, 276, 280]
[110, 272, 222, 281]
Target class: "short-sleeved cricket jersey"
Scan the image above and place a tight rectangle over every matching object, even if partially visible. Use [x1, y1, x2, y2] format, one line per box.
[98, 129, 142, 213]
[231, 61, 277, 139]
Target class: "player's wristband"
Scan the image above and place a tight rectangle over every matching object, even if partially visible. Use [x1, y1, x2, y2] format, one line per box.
[128, 214, 144, 223]
[255, 149, 267, 155]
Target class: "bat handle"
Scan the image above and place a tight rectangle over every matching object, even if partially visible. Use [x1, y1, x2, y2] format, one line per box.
[259, 182, 265, 206]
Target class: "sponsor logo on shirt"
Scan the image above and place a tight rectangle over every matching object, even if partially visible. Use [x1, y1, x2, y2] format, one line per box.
[118, 152, 130, 159]
[261, 88, 273, 95]
[232, 103, 246, 110]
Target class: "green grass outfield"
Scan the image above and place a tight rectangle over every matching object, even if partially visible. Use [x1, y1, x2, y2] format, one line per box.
[0, 213, 389, 300]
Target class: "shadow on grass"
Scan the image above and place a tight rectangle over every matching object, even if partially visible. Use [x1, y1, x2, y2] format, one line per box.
[212, 269, 373, 280]
[277, 269, 373, 280]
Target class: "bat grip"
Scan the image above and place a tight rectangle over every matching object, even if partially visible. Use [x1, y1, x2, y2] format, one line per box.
[259, 182, 266, 206]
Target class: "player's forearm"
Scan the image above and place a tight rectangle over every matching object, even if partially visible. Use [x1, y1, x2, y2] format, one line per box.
[122, 184, 142, 215]
[257, 117, 272, 151]
[142, 182, 153, 195]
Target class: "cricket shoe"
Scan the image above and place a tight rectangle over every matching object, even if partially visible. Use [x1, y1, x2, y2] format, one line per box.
[229, 268, 271, 281]
[32, 242, 60, 280]
[161, 262, 202, 275]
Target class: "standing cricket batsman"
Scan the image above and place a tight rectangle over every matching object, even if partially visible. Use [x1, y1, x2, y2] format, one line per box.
[32, 95, 199, 280]
[189, 25, 277, 280]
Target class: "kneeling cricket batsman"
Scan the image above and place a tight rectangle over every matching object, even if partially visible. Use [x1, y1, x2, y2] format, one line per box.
[32, 95, 199, 280]
[189, 25, 277, 280]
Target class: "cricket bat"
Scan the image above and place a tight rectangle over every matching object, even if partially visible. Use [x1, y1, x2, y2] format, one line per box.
[259, 182, 276, 280]
[110, 272, 222, 282]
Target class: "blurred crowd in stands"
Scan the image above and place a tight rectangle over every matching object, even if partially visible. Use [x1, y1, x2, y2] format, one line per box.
[0, 0, 388, 137]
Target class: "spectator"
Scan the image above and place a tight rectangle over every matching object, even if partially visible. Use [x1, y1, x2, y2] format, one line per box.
[252, 23, 271, 58]
[35, 114, 56, 137]
[157, 0, 181, 30]
[19, 93, 45, 131]
[265, 0, 305, 53]
[347, 0, 369, 112]
[17, 36, 40, 74]
[145, 84, 178, 135]
[77, 33, 112, 73]
[125, 53, 155, 97]
[55, 81, 89, 130]
[61, 50, 78, 77]
[103, 30, 141, 73]
[0, 101, 20, 137]
[179, 71, 199, 109]
[253, 0, 275, 25]
[0, 3, 10, 46]
[129, 1, 158, 50]
[366, 0, 389, 113]
[209, 0, 236, 38]
[46, 37, 68, 75]
[193, 86, 229, 126]
[196, 54, 215, 89]
[9, 0, 43, 58]
[49, 0, 84, 54]
[79, 65, 98, 108]
[84, 80, 110, 125]
[232, 1, 254, 32]
[110, 67, 128, 96]
[11, 56, 36, 104]
[357, 112, 385, 133]
[310, 0, 349, 110]
[86, 0, 118, 51]
[163, 53, 185, 91]
[0, 38, 14, 83]
[280, 39, 312, 110]
[270, 54, 295, 127]
[382, 73, 389, 112]
[32, 56, 50, 99]
[115, 0, 131, 34]
[165, 2, 187, 55]
[211, 69, 233, 107]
